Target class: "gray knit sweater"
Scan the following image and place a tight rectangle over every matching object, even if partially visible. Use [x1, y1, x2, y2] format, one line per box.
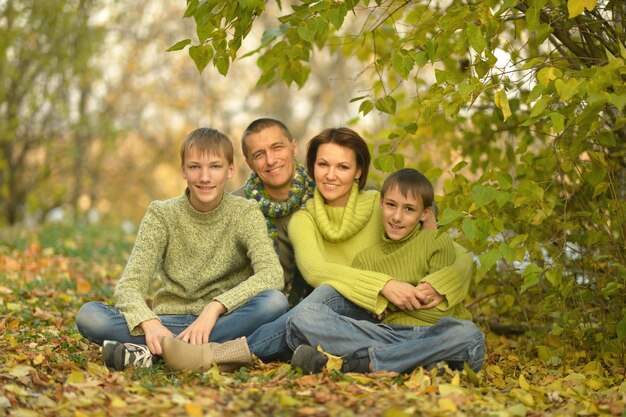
[113, 191, 284, 335]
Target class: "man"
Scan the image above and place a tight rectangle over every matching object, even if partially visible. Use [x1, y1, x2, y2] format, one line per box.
[232, 118, 315, 303]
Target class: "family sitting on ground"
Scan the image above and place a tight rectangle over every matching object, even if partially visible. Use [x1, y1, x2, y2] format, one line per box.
[75, 119, 486, 375]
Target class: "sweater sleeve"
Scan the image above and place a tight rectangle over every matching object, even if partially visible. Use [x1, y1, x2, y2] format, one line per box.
[213, 204, 284, 312]
[289, 210, 390, 314]
[113, 203, 167, 334]
[420, 240, 473, 311]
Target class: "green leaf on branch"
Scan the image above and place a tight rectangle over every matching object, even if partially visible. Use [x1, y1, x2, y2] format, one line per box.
[462, 218, 489, 242]
[466, 23, 487, 53]
[359, 100, 373, 116]
[375, 96, 397, 114]
[392, 51, 415, 80]
[472, 184, 498, 208]
[439, 208, 464, 226]
[555, 78, 580, 102]
[189, 44, 214, 72]
[166, 39, 192, 52]
[617, 318, 626, 341]
[536, 67, 561, 86]
[521, 263, 542, 293]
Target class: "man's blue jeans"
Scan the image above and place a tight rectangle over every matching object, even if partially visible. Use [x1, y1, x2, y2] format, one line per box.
[247, 285, 376, 361]
[285, 300, 486, 373]
[75, 289, 289, 346]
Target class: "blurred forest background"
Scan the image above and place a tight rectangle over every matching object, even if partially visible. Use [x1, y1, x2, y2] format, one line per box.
[1, 0, 625, 362]
[0, 0, 371, 228]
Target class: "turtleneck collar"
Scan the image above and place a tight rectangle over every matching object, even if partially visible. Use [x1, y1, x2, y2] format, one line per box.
[183, 188, 229, 221]
[306, 182, 377, 243]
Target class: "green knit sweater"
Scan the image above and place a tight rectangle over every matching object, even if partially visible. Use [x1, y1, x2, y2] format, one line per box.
[353, 226, 473, 326]
[113, 191, 284, 336]
[289, 184, 391, 314]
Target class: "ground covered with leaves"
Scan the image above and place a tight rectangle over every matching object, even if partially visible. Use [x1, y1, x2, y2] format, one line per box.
[1, 225, 625, 417]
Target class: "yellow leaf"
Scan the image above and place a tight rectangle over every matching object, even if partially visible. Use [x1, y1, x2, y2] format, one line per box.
[65, 370, 85, 384]
[347, 374, 374, 384]
[568, 0, 597, 18]
[404, 367, 431, 390]
[451, 372, 460, 386]
[185, 403, 203, 417]
[494, 90, 512, 121]
[278, 394, 301, 407]
[585, 379, 603, 390]
[9, 365, 35, 377]
[439, 383, 466, 396]
[4, 384, 29, 397]
[383, 407, 410, 417]
[76, 277, 92, 294]
[519, 374, 531, 391]
[492, 377, 506, 389]
[33, 353, 45, 365]
[438, 398, 458, 413]
[111, 398, 127, 408]
[486, 365, 504, 376]
[316, 345, 342, 372]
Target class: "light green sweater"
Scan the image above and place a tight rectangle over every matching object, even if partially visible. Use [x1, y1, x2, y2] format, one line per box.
[113, 191, 284, 335]
[289, 184, 391, 314]
[353, 227, 473, 326]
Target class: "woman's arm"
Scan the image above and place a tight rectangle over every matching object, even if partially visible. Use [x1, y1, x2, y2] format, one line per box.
[289, 210, 391, 314]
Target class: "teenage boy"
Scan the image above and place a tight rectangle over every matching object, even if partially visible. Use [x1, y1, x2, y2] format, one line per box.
[287, 168, 486, 374]
[75, 127, 288, 371]
[233, 118, 315, 303]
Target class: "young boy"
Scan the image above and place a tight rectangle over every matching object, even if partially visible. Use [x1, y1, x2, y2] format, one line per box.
[76, 127, 288, 371]
[287, 168, 485, 374]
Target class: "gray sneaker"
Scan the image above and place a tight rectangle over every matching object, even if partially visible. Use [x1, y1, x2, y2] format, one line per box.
[102, 340, 153, 371]
[290, 344, 328, 374]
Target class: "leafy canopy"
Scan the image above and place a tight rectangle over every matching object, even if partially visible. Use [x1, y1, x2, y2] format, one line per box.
[176, 0, 626, 359]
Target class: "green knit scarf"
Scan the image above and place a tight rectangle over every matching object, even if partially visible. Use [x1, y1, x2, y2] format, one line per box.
[243, 162, 315, 252]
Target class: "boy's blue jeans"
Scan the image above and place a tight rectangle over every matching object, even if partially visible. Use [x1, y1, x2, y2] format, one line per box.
[285, 290, 486, 373]
[75, 289, 289, 345]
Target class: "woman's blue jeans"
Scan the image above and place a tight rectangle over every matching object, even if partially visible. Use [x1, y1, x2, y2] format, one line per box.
[75, 289, 289, 346]
[285, 298, 486, 373]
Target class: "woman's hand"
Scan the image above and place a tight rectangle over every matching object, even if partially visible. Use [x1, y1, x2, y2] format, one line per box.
[176, 301, 226, 345]
[381, 280, 423, 310]
[140, 319, 174, 355]
[415, 282, 444, 309]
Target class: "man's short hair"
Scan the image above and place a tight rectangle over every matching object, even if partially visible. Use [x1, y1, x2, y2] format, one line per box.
[180, 128, 234, 165]
[381, 168, 434, 209]
[240, 118, 293, 158]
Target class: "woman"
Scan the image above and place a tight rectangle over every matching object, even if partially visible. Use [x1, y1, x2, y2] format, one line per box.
[161, 128, 474, 371]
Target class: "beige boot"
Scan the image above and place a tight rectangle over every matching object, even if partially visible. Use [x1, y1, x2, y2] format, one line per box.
[161, 336, 252, 372]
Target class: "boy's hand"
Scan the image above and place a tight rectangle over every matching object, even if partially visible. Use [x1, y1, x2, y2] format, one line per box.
[381, 280, 423, 310]
[176, 301, 226, 345]
[140, 318, 174, 355]
[415, 282, 444, 309]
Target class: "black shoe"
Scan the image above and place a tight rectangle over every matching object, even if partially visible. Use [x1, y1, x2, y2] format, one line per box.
[101, 340, 153, 371]
[290, 344, 328, 374]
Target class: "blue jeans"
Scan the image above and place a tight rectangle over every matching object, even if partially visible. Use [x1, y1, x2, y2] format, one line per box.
[285, 301, 486, 373]
[75, 290, 289, 346]
[247, 285, 376, 361]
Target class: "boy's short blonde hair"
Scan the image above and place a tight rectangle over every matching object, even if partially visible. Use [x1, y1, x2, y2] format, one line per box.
[180, 128, 234, 165]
